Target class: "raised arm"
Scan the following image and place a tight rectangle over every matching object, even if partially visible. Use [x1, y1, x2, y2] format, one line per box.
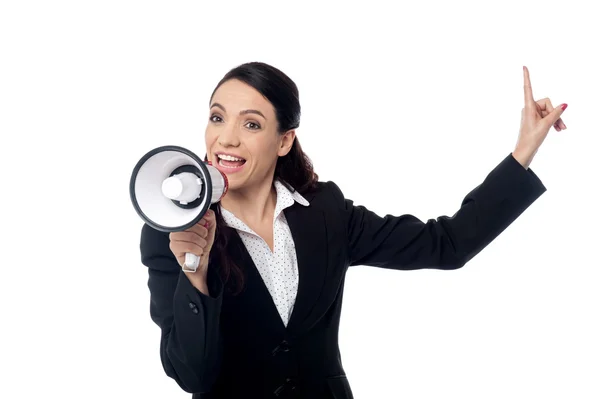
[333, 152, 547, 270]
[140, 223, 224, 393]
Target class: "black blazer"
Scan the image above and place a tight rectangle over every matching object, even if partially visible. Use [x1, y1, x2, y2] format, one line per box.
[140, 153, 547, 398]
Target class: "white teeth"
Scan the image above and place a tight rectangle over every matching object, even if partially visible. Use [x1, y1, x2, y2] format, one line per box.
[217, 154, 245, 161]
[218, 159, 244, 168]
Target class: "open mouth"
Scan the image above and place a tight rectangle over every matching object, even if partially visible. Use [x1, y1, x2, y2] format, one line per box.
[217, 153, 247, 169]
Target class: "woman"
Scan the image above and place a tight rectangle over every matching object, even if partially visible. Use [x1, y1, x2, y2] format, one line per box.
[140, 62, 567, 398]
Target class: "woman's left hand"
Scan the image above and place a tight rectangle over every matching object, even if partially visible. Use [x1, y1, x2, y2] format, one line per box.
[512, 66, 568, 169]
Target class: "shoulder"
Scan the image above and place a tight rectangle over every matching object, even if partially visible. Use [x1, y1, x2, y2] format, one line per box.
[140, 223, 175, 268]
[141, 222, 169, 248]
[302, 180, 347, 209]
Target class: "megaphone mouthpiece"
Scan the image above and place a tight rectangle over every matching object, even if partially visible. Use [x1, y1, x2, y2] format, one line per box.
[162, 172, 203, 204]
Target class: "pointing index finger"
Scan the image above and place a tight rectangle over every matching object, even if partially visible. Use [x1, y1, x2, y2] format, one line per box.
[523, 66, 535, 109]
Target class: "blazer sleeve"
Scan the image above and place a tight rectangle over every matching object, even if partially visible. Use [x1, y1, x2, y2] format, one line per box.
[331, 152, 547, 270]
[140, 223, 224, 394]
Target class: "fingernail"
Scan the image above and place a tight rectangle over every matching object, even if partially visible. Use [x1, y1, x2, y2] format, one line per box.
[560, 103, 568, 110]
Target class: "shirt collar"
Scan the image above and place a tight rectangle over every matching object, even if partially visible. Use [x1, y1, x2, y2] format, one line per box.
[274, 179, 310, 211]
[220, 179, 309, 232]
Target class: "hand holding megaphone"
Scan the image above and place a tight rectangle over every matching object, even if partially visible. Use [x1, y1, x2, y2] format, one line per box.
[130, 146, 228, 273]
[169, 209, 217, 275]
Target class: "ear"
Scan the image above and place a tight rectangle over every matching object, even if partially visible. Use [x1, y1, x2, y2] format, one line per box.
[277, 129, 296, 157]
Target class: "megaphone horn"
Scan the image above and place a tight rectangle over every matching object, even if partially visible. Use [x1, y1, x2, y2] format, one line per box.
[130, 145, 228, 272]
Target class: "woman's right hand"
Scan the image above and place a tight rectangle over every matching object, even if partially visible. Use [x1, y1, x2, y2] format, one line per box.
[169, 209, 217, 279]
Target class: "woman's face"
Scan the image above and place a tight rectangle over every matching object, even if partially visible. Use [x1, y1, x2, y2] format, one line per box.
[205, 79, 295, 191]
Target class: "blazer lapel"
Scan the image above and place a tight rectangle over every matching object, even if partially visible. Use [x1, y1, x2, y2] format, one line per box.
[226, 231, 288, 332]
[220, 189, 331, 335]
[284, 200, 329, 333]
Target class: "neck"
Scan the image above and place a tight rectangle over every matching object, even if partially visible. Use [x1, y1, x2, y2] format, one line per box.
[220, 175, 278, 226]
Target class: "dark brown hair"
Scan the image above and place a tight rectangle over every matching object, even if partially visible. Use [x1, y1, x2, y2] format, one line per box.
[206, 62, 319, 295]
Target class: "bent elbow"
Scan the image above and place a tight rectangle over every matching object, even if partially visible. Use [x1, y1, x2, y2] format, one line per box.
[163, 344, 221, 394]
[437, 253, 468, 270]
[446, 259, 467, 270]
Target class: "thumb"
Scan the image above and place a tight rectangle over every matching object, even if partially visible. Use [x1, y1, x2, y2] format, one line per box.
[205, 209, 218, 239]
[544, 103, 568, 126]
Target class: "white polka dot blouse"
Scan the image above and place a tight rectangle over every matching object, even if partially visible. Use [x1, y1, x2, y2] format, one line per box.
[220, 179, 310, 326]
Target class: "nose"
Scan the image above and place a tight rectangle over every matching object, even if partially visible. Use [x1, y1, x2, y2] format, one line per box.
[218, 122, 240, 147]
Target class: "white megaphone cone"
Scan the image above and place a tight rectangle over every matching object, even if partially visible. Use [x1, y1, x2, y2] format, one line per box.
[129, 145, 228, 272]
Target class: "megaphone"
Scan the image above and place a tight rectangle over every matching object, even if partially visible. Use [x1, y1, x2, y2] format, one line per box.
[129, 145, 228, 272]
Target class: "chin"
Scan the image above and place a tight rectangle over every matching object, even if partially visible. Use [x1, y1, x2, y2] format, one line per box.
[220, 171, 250, 192]
[224, 178, 244, 191]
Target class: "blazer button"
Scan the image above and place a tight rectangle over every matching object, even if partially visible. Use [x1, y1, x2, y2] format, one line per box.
[273, 378, 296, 396]
[272, 340, 291, 356]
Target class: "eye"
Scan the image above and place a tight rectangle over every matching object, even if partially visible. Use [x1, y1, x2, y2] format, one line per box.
[245, 121, 261, 130]
[210, 114, 223, 123]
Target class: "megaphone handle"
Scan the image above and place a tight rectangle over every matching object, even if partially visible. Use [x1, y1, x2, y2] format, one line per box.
[183, 252, 200, 273]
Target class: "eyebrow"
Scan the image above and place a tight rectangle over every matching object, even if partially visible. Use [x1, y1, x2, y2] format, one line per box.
[210, 102, 267, 120]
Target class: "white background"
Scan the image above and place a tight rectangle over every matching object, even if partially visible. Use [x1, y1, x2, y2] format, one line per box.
[1, 1, 599, 398]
